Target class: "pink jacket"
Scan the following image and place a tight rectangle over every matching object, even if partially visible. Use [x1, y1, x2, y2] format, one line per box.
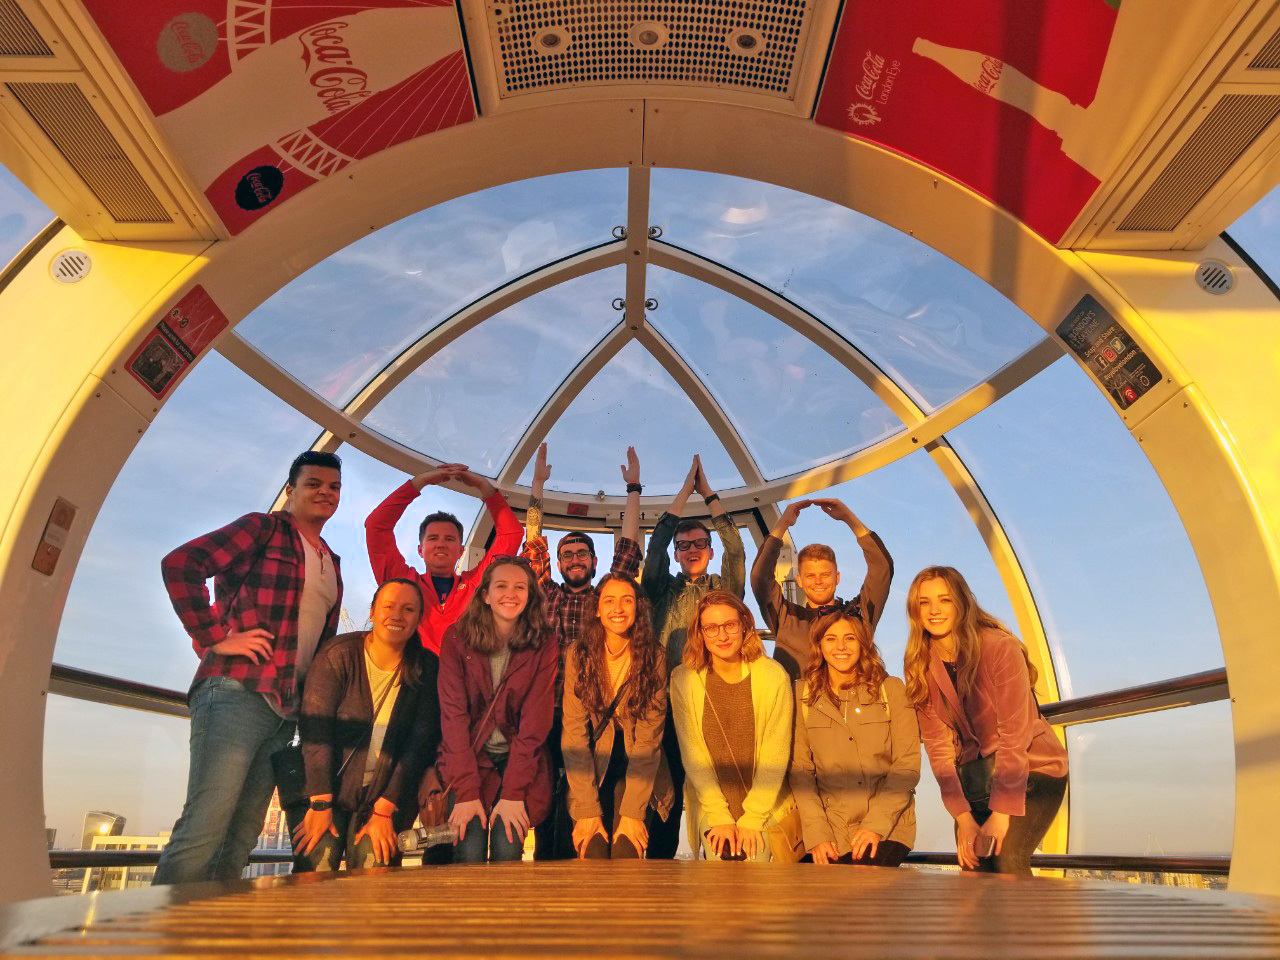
[917, 627, 1067, 818]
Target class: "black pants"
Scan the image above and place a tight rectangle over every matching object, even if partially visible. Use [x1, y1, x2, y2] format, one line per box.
[963, 772, 1068, 876]
[581, 734, 664, 859]
[534, 709, 575, 861]
[645, 708, 683, 859]
[801, 840, 910, 867]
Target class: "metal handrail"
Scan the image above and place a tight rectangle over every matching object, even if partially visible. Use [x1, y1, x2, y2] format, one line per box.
[50, 849, 294, 869]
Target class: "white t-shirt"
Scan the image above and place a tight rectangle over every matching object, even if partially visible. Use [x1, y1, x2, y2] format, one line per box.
[363, 649, 402, 786]
[295, 535, 339, 682]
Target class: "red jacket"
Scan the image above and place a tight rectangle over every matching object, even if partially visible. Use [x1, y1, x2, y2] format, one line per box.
[917, 627, 1068, 818]
[364, 481, 522, 654]
[436, 626, 557, 825]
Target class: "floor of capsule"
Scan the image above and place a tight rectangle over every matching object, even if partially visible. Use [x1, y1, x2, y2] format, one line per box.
[3, 861, 1280, 959]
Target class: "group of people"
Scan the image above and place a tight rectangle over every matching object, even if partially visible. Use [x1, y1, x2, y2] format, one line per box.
[151, 444, 1068, 884]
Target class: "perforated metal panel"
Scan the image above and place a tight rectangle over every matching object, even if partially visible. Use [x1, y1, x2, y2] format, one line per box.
[1248, 26, 1280, 70]
[0, 0, 50, 57]
[488, 0, 811, 99]
[5, 81, 172, 224]
[1118, 94, 1280, 233]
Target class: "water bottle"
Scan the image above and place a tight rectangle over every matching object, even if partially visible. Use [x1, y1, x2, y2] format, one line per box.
[397, 823, 455, 854]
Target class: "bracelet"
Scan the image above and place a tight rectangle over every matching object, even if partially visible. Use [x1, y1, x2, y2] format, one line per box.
[626, 482, 643, 494]
[370, 809, 392, 818]
[703, 492, 720, 505]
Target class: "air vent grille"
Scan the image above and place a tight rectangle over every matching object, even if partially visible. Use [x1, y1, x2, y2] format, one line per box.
[490, 0, 809, 99]
[1118, 94, 1280, 232]
[1248, 26, 1280, 70]
[0, 0, 51, 56]
[6, 81, 172, 223]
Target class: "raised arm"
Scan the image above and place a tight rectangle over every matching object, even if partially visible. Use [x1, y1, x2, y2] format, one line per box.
[752, 501, 811, 634]
[365, 468, 463, 582]
[525, 443, 550, 542]
[640, 512, 679, 602]
[456, 469, 523, 570]
[859, 677, 921, 840]
[811, 498, 893, 629]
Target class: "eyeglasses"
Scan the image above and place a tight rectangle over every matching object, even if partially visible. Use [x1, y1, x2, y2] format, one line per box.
[700, 620, 742, 640]
[558, 548, 593, 562]
[674, 537, 711, 552]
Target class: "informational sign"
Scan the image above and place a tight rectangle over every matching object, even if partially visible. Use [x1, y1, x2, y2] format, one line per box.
[125, 285, 229, 399]
[816, 0, 1120, 243]
[82, 1, 475, 234]
[1056, 294, 1161, 410]
[31, 498, 76, 577]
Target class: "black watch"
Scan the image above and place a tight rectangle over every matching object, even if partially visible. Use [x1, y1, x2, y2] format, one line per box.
[309, 799, 333, 812]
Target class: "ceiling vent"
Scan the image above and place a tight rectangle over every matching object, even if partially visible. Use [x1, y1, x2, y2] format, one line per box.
[0, 0, 51, 57]
[1195, 259, 1235, 295]
[49, 248, 90, 283]
[1247, 25, 1280, 70]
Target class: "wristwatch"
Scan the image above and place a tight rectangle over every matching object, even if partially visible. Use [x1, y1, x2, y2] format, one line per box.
[308, 799, 333, 812]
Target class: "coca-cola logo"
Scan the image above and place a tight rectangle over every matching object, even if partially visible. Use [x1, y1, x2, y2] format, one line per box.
[974, 56, 1004, 94]
[298, 21, 373, 115]
[846, 102, 881, 126]
[855, 51, 886, 100]
[235, 165, 285, 211]
[156, 13, 217, 73]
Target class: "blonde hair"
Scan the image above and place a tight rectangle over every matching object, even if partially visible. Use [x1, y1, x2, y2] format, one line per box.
[902, 566, 1036, 709]
[682, 591, 765, 672]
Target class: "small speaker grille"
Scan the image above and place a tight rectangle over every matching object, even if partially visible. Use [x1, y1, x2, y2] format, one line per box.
[490, 0, 810, 99]
[0, 0, 51, 56]
[6, 81, 172, 223]
[1195, 260, 1234, 295]
[49, 249, 91, 283]
[1248, 26, 1280, 70]
[1119, 94, 1280, 233]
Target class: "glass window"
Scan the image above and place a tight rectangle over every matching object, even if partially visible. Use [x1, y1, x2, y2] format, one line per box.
[1226, 182, 1280, 288]
[517, 340, 743, 496]
[646, 266, 903, 479]
[236, 169, 627, 404]
[364, 266, 626, 474]
[948, 358, 1221, 699]
[649, 169, 1046, 410]
[0, 165, 53, 272]
[1067, 702, 1234, 856]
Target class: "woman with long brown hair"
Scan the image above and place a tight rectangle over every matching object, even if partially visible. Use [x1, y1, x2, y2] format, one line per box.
[562, 574, 673, 858]
[669, 591, 801, 862]
[791, 606, 919, 866]
[437, 556, 557, 863]
[904, 566, 1068, 876]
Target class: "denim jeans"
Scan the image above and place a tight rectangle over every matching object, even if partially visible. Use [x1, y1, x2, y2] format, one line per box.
[963, 772, 1068, 877]
[153, 677, 295, 885]
[451, 751, 525, 864]
[293, 808, 394, 872]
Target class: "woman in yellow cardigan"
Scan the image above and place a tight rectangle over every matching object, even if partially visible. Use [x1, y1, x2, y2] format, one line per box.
[669, 591, 801, 861]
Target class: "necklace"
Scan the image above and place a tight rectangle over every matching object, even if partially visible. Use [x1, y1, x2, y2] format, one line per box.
[299, 530, 328, 573]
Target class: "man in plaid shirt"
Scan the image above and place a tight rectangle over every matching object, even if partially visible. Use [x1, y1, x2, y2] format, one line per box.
[521, 443, 644, 858]
[153, 451, 344, 885]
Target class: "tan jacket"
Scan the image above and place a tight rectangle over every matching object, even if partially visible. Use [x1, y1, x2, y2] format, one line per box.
[790, 676, 920, 855]
[561, 646, 674, 823]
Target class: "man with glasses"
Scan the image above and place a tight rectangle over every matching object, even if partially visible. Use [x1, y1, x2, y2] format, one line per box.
[365, 462, 522, 655]
[751, 498, 893, 680]
[521, 442, 644, 858]
[641, 454, 745, 858]
[154, 451, 344, 884]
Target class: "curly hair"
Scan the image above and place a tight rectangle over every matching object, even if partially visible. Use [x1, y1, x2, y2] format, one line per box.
[682, 591, 765, 672]
[454, 558, 550, 655]
[570, 574, 665, 722]
[801, 608, 887, 707]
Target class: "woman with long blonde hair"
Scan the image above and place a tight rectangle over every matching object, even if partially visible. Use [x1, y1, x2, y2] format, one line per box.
[904, 566, 1067, 876]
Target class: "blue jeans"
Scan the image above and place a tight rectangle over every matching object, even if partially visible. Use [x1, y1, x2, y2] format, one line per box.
[451, 751, 525, 864]
[293, 809, 394, 872]
[153, 678, 295, 885]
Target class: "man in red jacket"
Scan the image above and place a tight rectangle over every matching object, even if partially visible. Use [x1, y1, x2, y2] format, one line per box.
[365, 464, 522, 654]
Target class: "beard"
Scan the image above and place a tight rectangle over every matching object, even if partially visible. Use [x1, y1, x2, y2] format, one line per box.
[560, 562, 597, 590]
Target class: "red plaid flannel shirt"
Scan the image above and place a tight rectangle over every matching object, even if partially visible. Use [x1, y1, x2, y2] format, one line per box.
[161, 510, 342, 715]
[521, 535, 643, 650]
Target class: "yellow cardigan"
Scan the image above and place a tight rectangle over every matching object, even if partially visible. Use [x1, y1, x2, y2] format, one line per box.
[669, 656, 796, 847]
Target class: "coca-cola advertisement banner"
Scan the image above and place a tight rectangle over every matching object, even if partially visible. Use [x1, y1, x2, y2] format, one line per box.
[816, 0, 1120, 243]
[82, 1, 475, 234]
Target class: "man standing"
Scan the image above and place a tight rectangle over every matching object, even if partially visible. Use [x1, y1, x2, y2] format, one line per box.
[751, 498, 893, 680]
[154, 451, 344, 884]
[521, 442, 644, 858]
[365, 463, 522, 654]
[641, 454, 745, 859]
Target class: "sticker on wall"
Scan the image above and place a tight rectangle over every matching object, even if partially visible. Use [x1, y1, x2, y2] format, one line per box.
[816, 0, 1120, 243]
[1056, 294, 1161, 410]
[82, 1, 476, 234]
[125, 285, 230, 399]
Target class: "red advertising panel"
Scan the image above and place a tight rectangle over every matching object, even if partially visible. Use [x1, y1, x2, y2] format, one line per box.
[125, 285, 229, 399]
[816, 0, 1120, 243]
[82, 1, 475, 234]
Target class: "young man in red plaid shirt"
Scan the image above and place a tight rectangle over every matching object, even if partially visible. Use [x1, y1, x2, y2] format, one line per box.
[154, 451, 344, 885]
[521, 442, 644, 858]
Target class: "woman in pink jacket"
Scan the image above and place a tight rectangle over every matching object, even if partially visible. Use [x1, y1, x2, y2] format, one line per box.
[904, 566, 1068, 876]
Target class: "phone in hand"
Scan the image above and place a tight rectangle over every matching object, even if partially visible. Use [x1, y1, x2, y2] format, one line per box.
[974, 834, 996, 858]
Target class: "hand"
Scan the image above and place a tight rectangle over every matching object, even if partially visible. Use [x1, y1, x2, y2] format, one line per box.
[811, 498, 867, 535]
[810, 841, 840, 864]
[291, 804, 338, 856]
[572, 816, 607, 858]
[411, 463, 467, 491]
[680, 457, 700, 498]
[704, 823, 739, 859]
[353, 810, 398, 865]
[850, 828, 882, 861]
[455, 469, 496, 498]
[692, 454, 712, 498]
[614, 815, 649, 856]
[955, 811, 981, 869]
[778, 500, 813, 529]
[977, 811, 1009, 858]
[620, 446, 640, 487]
[738, 828, 762, 861]
[492, 798, 530, 846]
[210, 629, 274, 664]
[533, 443, 551, 494]
[448, 799, 487, 844]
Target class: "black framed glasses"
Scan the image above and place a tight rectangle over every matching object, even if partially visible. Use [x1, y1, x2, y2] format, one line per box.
[674, 536, 712, 552]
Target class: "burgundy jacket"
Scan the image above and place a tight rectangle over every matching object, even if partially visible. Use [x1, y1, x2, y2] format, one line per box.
[917, 627, 1068, 818]
[436, 625, 557, 825]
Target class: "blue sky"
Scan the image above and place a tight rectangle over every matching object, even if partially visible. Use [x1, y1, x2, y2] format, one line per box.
[3, 162, 1250, 858]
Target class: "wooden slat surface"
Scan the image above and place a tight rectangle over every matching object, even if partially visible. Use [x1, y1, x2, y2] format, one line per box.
[6, 862, 1280, 958]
